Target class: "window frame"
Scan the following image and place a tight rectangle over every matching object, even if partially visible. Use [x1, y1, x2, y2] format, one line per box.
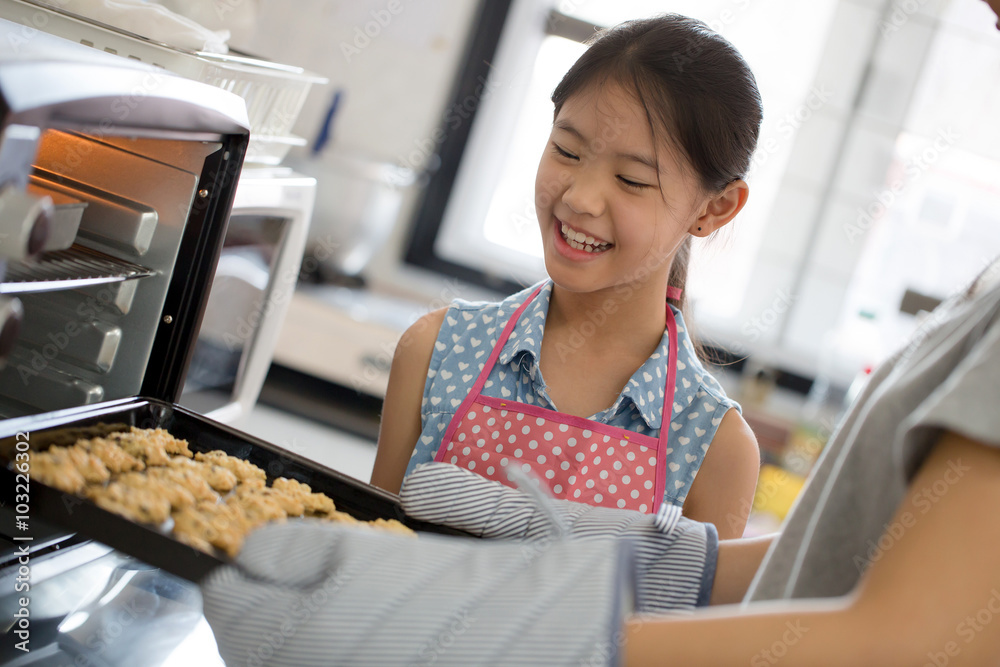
[402, 3, 603, 295]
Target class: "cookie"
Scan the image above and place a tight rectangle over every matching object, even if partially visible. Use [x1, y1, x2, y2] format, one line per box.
[194, 450, 267, 484]
[273, 477, 336, 514]
[370, 518, 415, 536]
[226, 488, 288, 527]
[116, 471, 195, 510]
[80, 438, 144, 474]
[106, 430, 170, 466]
[166, 456, 237, 493]
[31, 449, 86, 494]
[88, 479, 171, 524]
[147, 464, 219, 503]
[172, 501, 245, 558]
[317, 509, 361, 525]
[137, 427, 193, 458]
[62, 445, 111, 484]
[241, 484, 304, 517]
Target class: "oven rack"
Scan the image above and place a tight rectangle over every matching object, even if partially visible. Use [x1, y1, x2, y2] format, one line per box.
[1, 245, 154, 294]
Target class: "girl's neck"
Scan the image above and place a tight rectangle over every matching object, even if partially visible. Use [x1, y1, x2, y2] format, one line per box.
[546, 279, 673, 353]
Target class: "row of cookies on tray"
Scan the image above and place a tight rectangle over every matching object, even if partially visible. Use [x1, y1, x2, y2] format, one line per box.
[29, 426, 412, 557]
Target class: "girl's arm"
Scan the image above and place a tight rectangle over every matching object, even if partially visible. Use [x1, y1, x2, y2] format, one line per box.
[681, 408, 760, 539]
[624, 429, 1000, 666]
[710, 532, 775, 605]
[369, 308, 447, 493]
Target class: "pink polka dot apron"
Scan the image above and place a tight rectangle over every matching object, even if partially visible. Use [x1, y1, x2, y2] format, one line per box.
[434, 284, 680, 514]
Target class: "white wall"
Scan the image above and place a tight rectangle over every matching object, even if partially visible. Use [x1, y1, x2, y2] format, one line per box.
[238, 0, 482, 294]
[242, 0, 478, 166]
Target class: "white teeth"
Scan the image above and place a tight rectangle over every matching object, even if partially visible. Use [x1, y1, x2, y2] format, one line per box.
[560, 222, 610, 252]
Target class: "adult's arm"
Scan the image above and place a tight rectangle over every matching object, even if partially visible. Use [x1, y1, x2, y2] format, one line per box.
[624, 430, 1000, 666]
[369, 307, 447, 493]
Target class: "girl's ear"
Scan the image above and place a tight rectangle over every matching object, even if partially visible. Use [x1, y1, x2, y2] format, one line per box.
[690, 180, 749, 237]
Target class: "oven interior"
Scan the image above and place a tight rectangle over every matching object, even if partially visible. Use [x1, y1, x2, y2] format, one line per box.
[1, 128, 230, 418]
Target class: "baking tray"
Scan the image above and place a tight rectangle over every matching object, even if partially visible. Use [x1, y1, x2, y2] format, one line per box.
[0, 397, 469, 583]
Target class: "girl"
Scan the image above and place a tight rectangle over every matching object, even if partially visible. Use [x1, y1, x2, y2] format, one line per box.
[371, 15, 762, 539]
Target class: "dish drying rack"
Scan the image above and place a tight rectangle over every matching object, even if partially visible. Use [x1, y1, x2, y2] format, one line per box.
[0, 0, 326, 166]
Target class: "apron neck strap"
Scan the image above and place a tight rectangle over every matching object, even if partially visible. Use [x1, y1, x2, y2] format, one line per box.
[463, 284, 544, 401]
[655, 304, 680, 505]
[667, 285, 683, 301]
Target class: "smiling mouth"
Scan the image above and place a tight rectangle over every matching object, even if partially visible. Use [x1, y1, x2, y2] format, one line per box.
[559, 222, 612, 253]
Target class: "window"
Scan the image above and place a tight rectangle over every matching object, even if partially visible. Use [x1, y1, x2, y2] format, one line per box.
[835, 3, 1000, 376]
[404, 0, 1000, 385]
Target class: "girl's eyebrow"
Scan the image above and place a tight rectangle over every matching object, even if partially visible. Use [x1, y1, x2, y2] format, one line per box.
[553, 119, 585, 141]
[616, 150, 658, 171]
[553, 120, 658, 171]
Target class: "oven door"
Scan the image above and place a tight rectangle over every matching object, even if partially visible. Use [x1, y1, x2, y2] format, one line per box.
[178, 167, 315, 426]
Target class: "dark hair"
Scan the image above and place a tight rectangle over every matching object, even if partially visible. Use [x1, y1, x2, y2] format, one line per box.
[551, 14, 762, 344]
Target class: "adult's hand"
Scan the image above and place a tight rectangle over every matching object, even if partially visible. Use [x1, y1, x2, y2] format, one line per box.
[401, 462, 719, 612]
[202, 520, 630, 666]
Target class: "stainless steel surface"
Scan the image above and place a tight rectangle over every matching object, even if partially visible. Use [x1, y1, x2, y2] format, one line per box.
[0, 184, 51, 261]
[1, 246, 153, 293]
[0, 13, 281, 665]
[272, 283, 428, 398]
[18, 306, 121, 372]
[0, 547, 223, 666]
[26, 182, 86, 253]
[0, 128, 219, 415]
[0, 295, 22, 364]
[0, 355, 104, 409]
[33, 170, 159, 257]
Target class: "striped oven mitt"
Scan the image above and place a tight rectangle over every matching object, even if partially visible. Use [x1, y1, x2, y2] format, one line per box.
[400, 462, 718, 613]
[201, 521, 632, 667]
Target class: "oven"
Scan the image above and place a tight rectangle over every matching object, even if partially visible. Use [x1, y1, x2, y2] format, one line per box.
[0, 22, 248, 664]
[0, 13, 452, 666]
[0, 22, 249, 419]
[0, 0, 324, 431]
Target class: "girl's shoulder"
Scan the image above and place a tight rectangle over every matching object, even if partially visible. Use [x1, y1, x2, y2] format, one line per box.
[438, 281, 548, 340]
[668, 305, 740, 414]
[426, 281, 547, 373]
[447, 281, 546, 315]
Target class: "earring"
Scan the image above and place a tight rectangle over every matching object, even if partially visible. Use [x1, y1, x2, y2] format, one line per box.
[697, 226, 702, 231]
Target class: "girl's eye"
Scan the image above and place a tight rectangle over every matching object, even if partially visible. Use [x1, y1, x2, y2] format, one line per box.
[552, 143, 578, 160]
[618, 176, 649, 190]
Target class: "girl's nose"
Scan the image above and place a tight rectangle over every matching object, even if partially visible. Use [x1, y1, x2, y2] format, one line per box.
[561, 170, 605, 218]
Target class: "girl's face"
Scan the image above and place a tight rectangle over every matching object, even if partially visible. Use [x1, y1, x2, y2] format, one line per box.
[535, 81, 707, 298]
